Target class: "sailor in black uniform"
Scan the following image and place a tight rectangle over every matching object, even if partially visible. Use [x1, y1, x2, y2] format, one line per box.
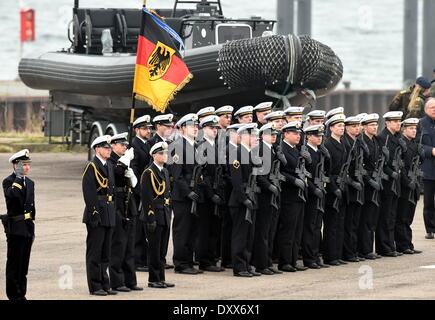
[148, 114, 174, 147]
[2, 149, 35, 301]
[284, 106, 304, 124]
[108, 133, 142, 292]
[216, 105, 234, 131]
[141, 142, 175, 288]
[395, 118, 423, 254]
[253, 101, 272, 128]
[168, 113, 204, 275]
[277, 121, 309, 272]
[82, 135, 117, 296]
[323, 114, 347, 266]
[130, 115, 153, 272]
[376, 111, 405, 257]
[234, 106, 254, 124]
[305, 110, 326, 127]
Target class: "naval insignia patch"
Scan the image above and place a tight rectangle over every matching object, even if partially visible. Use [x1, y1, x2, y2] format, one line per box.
[233, 160, 240, 169]
[172, 154, 180, 163]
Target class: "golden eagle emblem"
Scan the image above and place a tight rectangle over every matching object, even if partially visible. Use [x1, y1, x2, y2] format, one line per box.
[147, 41, 175, 81]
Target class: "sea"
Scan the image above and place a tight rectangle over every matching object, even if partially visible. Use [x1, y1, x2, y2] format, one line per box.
[0, 0, 415, 90]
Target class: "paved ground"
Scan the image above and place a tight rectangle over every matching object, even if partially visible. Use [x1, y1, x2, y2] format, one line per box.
[0, 153, 435, 300]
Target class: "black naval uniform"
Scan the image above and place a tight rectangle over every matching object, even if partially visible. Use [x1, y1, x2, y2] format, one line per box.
[228, 144, 257, 275]
[82, 156, 116, 294]
[251, 141, 276, 271]
[131, 136, 150, 269]
[278, 140, 306, 269]
[303, 144, 327, 267]
[108, 152, 138, 290]
[358, 133, 381, 256]
[375, 128, 403, 255]
[141, 162, 172, 283]
[3, 173, 35, 301]
[395, 136, 421, 252]
[169, 136, 202, 272]
[323, 136, 347, 264]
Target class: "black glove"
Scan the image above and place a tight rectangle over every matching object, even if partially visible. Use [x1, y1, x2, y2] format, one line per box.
[368, 179, 381, 191]
[211, 194, 222, 205]
[334, 189, 342, 200]
[398, 138, 407, 152]
[89, 212, 101, 228]
[300, 147, 312, 164]
[390, 171, 399, 180]
[350, 181, 362, 191]
[409, 181, 416, 190]
[314, 188, 324, 199]
[146, 221, 157, 234]
[294, 178, 305, 190]
[268, 184, 279, 196]
[187, 191, 199, 201]
[276, 150, 287, 166]
[243, 199, 254, 211]
[319, 144, 331, 159]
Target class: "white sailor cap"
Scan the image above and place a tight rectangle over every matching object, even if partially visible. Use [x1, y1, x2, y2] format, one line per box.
[264, 111, 286, 121]
[133, 115, 152, 128]
[361, 113, 379, 125]
[253, 101, 273, 112]
[153, 114, 174, 126]
[259, 122, 279, 135]
[306, 110, 326, 120]
[197, 106, 216, 118]
[326, 107, 344, 119]
[356, 113, 368, 120]
[149, 141, 169, 156]
[200, 115, 220, 128]
[227, 123, 244, 131]
[303, 124, 325, 136]
[234, 106, 254, 118]
[282, 121, 303, 132]
[215, 105, 234, 116]
[401, 118, 419, 127]
[344, 116, 362, 126]
[383, 111, 403, 121]
[175, 113, 199, 128]
[111, 132, 129, 145]
[237, 123, 259, 135]
[325, 114, 346, 127]
[9, 149, 31, 164]
[91, 135, 112, 149]
[284, 106, 304, 116]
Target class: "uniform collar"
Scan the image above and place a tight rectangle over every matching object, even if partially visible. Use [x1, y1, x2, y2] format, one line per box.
[308, 143, 318, 151]
[136, 136, 147, 144]
[96, 154, 106, 166]
[283, 140, 296, 148]
[154, 161, 164, 172]
[241, 143, 251, 152]
[183, 135, 195, 147]
[229, 141, 238, 148]
[263, 141, 272, 149]
[205, 137, 215, 146]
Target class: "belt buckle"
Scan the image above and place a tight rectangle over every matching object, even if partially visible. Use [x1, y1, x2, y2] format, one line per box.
[164, 198, 170, 206]
[108, 195, 113, 202]
[24, 213, 31, 220]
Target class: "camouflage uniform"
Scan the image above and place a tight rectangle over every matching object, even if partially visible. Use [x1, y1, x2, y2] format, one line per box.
[389, 86, 428, 119]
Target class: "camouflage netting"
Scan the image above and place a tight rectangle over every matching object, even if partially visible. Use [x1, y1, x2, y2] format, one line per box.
[218, 34, 343, 92]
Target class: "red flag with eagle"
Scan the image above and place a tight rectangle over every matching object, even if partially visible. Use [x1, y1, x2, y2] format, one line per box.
[133, 7, 192, 112]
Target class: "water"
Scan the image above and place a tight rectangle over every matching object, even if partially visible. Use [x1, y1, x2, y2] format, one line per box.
[0, 0, 408, 89]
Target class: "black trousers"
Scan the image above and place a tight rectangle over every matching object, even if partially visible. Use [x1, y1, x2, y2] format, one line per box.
[148, 224, 168, 283]
[278, 200, 304, 267]
[302, 196, 323, 265]
[172, 200, 198, 270]
[343, 201, 362, 259]
[252, 194, 274, 270]
[230, 206, 256, 274]
[395, 197, 417, 252]
[109, 215, 137, 289]
[323, 199, 345, 262]
[6, 234, 33, 301]
[196, 201, 217, 268]
[134, 195, 148, 267]
[220, 205, 233, 267]
[268, 206, 280, 267]
[357, 188, 380, 255]
[86, 225, 113, 293]
[423, 180, 435, 233]
[160, 213, 171, 266]
[375, 191, 398, 254]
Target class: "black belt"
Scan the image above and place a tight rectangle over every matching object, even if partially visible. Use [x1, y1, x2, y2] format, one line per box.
[98, 195, 114, 202]
[9, 213, 32, 222]
[154, 198, 170, 207]
[115, 187, 127, 193]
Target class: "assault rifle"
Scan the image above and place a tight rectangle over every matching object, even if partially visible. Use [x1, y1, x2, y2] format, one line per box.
[407, 134, 424, 205]
[313, 144, 330, 213]
[333, 138, 356, 211]
[245, 170, 260, 224]
[212, 165, 225, 216]
[269, 158, 286, 210]
[391, 137, 406, 196]
[190, 164, 205, 217]
[371, 135, 389, 206]
[295, 138, 312, 202]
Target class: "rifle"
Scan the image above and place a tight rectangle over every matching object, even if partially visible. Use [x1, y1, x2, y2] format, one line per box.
[391, 137, 406, 196]
[189, 164, 205, 217]
[313, 144, 330, 213]
[294, 138, 312, 202]
[269, 158, 286, 210]
[371, 135, 389, 206]
[212, 165, 224, 217]
[353, 135, 367, 206]
[245, 170, 260, 224]
[407, 134, 424, 205]
[333, 138, 356, 211]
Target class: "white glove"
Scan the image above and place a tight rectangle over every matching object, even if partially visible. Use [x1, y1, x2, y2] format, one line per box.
[124, 167, 138, 188]
[119, 147, 135, 167]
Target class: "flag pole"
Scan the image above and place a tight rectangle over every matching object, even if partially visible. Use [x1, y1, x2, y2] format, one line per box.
[128, 0, 147, 145]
